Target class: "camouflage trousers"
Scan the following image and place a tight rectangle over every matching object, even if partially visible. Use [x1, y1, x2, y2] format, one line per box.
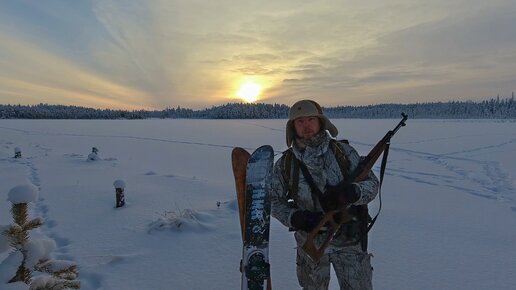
[296, 245, 373, 290]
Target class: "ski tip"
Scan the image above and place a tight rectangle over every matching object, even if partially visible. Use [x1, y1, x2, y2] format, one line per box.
[248, 145, 274, 164]
[232, 147, 250, 156]
[255, 145, 273, 153]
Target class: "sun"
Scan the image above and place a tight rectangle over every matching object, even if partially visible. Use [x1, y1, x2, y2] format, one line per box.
[236, 81, 262, 103]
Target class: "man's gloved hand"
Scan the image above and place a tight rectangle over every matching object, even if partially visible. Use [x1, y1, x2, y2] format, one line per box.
[290, 210, 323, 232]
[320, 183, 361, 211]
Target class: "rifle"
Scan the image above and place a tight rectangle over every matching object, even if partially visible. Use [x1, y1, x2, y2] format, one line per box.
[302, 113, 408, 262]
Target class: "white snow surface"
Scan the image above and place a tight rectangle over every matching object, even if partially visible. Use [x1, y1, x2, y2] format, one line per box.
[25, 238, 56, 269]
[0, 250, 23, 283]
[0, 119, 515, 290]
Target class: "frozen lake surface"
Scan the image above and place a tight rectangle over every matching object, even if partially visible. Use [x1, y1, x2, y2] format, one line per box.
[1, 119, 515, 290]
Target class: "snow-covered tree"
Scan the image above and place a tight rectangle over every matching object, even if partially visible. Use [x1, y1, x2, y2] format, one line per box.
[1, 184, 80, 289]
[1, 95, 515, 119]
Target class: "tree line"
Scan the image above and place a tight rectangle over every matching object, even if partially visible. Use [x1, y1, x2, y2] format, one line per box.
[1, 96, 515, 119]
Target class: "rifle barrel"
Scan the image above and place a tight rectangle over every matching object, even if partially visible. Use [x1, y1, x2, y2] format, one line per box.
[391, 113, 408, 136]
[353, 113, 408, 181]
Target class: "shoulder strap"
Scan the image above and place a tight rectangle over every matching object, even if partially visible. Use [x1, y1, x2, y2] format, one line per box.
[296, 157, 322, 208]
[283, 140, 352, 208]
[283, 149, 299, 206]
[284, 148, 320, 208]
[329, 139, 350, 181]
[283, 149, 292, 183]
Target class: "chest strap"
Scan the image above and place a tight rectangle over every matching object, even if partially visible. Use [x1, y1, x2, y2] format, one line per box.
[285, 139, 349, 208]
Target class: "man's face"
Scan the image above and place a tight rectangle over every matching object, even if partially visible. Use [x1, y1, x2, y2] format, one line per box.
[294, 116, 321, 140]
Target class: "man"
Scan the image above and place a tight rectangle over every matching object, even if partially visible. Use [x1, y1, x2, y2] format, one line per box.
[270, 100, 379, 290]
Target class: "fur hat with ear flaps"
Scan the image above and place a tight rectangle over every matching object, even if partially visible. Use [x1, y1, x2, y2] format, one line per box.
[286, 99, 338, 146]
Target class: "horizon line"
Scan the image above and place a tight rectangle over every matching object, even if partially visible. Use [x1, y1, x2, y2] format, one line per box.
[1, 94, 515, 112]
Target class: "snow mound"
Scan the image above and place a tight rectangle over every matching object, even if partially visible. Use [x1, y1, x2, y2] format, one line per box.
[1, 281, 27, 290]
[30, 275, 79, 290]
[224, 199, 239, 211]
[7, 184, 39, 204]
[148, 209, 215, 233]
[86, 153, 100, 161]
[0, 251, 23, 283]
[25, 238, 56, 269]
[113, 179, 126, 189]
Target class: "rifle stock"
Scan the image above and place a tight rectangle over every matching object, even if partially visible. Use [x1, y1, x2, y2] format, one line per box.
[302, 113, 408, 262]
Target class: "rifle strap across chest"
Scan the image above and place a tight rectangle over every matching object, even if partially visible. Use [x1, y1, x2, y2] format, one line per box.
[284, 139, 390, 252]
[284, 139, 349, 207]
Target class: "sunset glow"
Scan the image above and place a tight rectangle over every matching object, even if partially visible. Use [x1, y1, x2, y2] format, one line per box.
[236, 81, 262, 103]
[0, 1, 514, 109]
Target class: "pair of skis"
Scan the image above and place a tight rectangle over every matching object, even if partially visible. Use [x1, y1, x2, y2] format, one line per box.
[232, 146, 274, 290]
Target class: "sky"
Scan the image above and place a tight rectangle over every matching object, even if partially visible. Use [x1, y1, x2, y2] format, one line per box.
[0, 0, 515, 110]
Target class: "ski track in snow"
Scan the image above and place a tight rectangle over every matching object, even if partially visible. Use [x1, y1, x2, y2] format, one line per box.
[238, 120, 284, 132]
[0, 125, 255, 150]
[396, 132, 515, 145]
[378, 138, 516, 209]
[442, 138, 516, 156]
[0, 125, 287, 154]
[3, 125, 514, 211]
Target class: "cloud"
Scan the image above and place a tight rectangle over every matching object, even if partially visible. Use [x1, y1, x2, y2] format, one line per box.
[266, 1, 516, 105]
[0, 30, 149, 109]
[0, 0, 514, 109]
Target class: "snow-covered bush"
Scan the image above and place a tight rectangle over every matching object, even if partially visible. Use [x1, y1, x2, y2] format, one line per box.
[148, 209, 214, 233]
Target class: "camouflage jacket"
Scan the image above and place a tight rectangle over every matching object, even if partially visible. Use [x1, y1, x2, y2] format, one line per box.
[270, 131, 379, 249]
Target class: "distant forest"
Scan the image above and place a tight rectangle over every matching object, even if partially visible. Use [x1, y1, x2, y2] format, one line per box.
[1, 96, 515, 119]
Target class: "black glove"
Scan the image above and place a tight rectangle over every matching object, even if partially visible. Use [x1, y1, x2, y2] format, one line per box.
[320, 183, 361, 211]
[290, 210, 323, 232]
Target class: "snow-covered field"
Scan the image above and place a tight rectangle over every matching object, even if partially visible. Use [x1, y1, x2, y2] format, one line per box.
[1, 119, 515, 290]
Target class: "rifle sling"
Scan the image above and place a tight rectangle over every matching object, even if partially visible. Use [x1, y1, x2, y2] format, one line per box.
[285, 149, 299, 205]
[296, 157, 323, 208]
[367, 141, 389, 232]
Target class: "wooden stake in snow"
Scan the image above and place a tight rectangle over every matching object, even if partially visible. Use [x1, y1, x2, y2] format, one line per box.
[113, 180, 126, 208]
[14, 147, 21, 158]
